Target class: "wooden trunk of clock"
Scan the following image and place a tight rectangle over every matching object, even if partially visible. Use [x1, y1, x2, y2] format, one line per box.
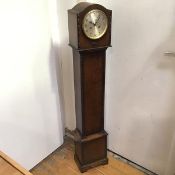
[68, 2, 112, 172]
[73, 49, 108, 172]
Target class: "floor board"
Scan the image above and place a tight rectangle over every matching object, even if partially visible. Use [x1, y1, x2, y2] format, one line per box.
[0, 151, 32, 175]
[31, 137, 145, 175]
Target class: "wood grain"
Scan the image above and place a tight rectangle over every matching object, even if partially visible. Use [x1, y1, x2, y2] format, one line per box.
[0, 151, 32, 175]
[31, 137, 145, 175]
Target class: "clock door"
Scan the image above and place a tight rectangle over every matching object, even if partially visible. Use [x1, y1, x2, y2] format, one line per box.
[81, 50, 106, 136]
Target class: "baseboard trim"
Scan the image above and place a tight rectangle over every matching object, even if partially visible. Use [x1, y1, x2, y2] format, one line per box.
[108, 149, 157, 175]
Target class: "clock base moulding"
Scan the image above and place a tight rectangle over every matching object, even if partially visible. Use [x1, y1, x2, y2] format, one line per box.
[74, 130, 108, 173]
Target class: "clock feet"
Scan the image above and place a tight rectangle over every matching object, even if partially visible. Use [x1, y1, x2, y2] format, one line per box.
[74, 154, 108, 173]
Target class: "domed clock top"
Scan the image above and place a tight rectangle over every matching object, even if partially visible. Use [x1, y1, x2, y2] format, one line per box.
[68, 2, 112, 50]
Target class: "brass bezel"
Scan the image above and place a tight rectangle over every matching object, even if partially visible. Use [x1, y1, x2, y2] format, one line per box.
[82, 9, 108, 40]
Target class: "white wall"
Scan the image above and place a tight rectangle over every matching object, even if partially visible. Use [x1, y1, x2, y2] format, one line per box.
[0, 0, 63, 170]
[57, 0, 76, 130]
[101, 1, 175, 174]
[60, 0, 175, 174]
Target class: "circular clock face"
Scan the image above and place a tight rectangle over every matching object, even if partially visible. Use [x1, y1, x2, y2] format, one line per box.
[82, 9, 108, 40]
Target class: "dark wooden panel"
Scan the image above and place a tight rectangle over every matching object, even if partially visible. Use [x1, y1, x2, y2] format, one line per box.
[68, 11, 78, 48]
[74, 131, 108, 172]
[82, 134, 107, 164]
[81, 50, 106, 136]
[75, 142, 82, 163]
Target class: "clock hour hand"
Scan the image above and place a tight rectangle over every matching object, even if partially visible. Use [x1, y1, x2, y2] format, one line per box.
[95, 15, 100, 25]
[89, 20, 95, 26]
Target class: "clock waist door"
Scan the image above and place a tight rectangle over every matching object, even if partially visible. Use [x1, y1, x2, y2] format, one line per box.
[73, 49, 106, 137]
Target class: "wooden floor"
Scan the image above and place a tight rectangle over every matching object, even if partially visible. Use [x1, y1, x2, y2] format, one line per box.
[0, 151, 32, 175]
[31, 137, 145, 175]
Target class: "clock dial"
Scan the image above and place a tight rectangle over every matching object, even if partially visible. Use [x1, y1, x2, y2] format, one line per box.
[82, 9, 108, 40]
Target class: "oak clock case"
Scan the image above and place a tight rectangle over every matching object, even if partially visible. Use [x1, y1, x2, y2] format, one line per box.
[68, 2, 112, 172]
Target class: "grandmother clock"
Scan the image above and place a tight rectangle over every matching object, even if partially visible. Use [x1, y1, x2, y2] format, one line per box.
[68, 2, 112, 172]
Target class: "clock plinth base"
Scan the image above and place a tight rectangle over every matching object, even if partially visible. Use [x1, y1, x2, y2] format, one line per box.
[74, 154, 108, 173]
[74, 130, 108, 172]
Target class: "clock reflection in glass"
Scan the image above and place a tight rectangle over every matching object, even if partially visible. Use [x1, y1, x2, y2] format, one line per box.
[82, 9, 108, 40]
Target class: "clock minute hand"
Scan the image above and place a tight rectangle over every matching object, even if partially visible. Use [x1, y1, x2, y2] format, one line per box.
[95, 15, 100, 25]
[90, 13, 96, 25]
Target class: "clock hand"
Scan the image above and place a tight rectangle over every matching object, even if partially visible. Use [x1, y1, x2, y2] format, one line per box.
[95, 15, 100, 25]
[90, 13, 96, 25]
[94, 26, 99, 36]
[89, 21, 95, 26]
